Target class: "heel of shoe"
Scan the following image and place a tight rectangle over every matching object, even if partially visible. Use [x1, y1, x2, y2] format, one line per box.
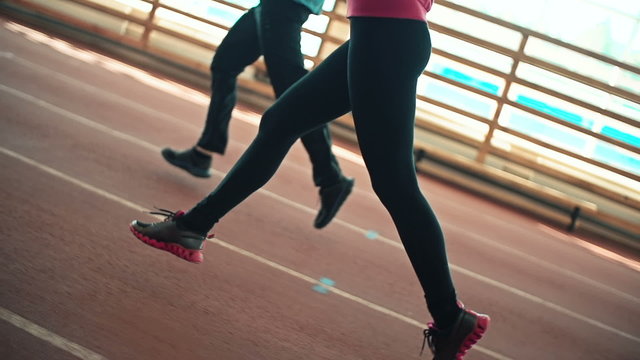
[458, 314, 490, 358]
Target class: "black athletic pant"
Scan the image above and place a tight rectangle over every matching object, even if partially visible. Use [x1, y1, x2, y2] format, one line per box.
[180, 17, 459, 327]
[196, 0, 342, 188]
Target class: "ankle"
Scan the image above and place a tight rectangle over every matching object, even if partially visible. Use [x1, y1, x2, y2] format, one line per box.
[428, 296, 463, 330]
[321, 175, 349, 190]
[175, 214, 209, 237]
[194, 146, 214, 157]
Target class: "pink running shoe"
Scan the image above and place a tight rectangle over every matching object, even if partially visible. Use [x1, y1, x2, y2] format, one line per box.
[129, 208, 212, 264]
[422, 305, 490, 359]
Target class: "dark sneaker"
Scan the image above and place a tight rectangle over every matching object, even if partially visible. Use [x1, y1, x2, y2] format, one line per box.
[314, 177, 355, 229]
[129, 208, 212, 264]
[422, 304, 490, 359]
[161, 147, 212, 178]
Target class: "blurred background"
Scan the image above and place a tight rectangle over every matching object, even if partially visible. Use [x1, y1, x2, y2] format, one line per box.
[2, 0, 638, 246]
[1, 1, 640, 359]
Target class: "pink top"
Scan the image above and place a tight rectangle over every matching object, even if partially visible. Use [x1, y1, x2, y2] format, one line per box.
[347, 0, 434, 22]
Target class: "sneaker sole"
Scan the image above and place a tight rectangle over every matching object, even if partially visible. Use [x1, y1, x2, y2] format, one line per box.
[161, 151, 212, 178]
[456, 313, 490, 359]
[129, 224, 204, 264]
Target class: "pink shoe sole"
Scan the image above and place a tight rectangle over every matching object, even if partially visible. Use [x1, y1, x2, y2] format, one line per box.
[456, 313, 490, 359]
[129, 224, 204, 264]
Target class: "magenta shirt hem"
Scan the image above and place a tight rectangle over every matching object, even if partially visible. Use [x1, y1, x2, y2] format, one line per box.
[347, 0, 432, 22]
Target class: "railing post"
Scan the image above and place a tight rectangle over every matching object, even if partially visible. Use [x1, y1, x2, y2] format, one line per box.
[141, 0, 160, 49]
[476, 34, 529, 164]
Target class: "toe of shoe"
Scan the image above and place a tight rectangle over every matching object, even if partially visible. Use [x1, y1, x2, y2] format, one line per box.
[130, 220, 148, 232]
[313, 211, 330, 229]
[161, 148, 176, 160]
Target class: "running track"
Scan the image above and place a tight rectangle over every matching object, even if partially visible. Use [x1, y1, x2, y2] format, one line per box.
[1, 18, 639, 360]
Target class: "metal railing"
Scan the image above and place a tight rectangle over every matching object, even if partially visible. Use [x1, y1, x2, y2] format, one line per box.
[2, 0, 638, 240]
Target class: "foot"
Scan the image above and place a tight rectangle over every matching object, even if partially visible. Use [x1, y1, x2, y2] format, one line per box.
[161, 147, 212, 178]
[423, 304, 490, 359]
[129, 208, 212, 263]
[314, 177, 355, 229]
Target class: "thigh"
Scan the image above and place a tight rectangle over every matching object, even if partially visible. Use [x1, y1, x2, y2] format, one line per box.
[211, 7, 262, 72]
[348, 18, 430, 178]
[256, 0, 309, 86]
[259, 42, 351, 137]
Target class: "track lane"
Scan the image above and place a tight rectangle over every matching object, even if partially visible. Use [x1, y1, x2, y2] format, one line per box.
[1, 17, 639, 359]
[1, 152, 461, 360]
[0, 77, 630, 360]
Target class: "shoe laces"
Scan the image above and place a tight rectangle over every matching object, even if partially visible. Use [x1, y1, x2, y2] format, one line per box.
[149, 207, 215, 239]
[149, 207, 185, 221]
[420, 322, 439, 356]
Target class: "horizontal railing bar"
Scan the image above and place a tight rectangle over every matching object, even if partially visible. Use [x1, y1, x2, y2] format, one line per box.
[67, 0, 640, 106]
[425, 71, 504, 100]
[495, 126, 640, 182]
[22, 0, 640, 156]
[437, 0, 640, 76]
[513, 78, 639, 128]
[168, 0, 347, 45]
[416, 146, 640, 232]
[414, 120, 485, 149]
[432, 49, 639, 130]
[420, 72, 639, 154]
[429, 22, 519, 58]
[431, 21, 639, 102]
[486, 146, 640, 210]
[411, 127, 640, 211]
[209, 0, 248, 12]
[10, 0, 145, 46]
[431, 48, 510, 77]
[5, 0, 638, 235]
[505, 100, 640, 155]
[65, 0, 148, 24]
[521, 56, 639, 103]
[156, 2, 232, 32]
[416, 94, 493, 125]
[65, 0, 336, 66]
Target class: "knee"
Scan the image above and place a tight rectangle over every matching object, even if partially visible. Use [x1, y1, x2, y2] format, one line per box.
[210, 58, 226, 77]
[370, 171, 421, 207]
[210, 53, 239, 78]
[258, 103, 301, 144]
[257, 106, 296, 141]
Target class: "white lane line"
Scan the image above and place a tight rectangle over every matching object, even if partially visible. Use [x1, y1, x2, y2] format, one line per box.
[212, 239, 513, 360]
[0, 147, 510, 360]
[0, 306, 107, 360]
[2, 84, 640, 343]
[6, 54, 639, 282]
[539, 224, 640, 273]
[2, 53, 364, 170]
[452, 267, 640, 343]
[211, 239, 422, 327]
[2, 82, 639, 306]
[1, 55, 204, 130]
[0, 83, 385, 239]
[455, 227, 640, 305]
[4, 55, 639, 303]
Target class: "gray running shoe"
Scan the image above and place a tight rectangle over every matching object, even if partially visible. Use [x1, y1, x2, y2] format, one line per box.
[161, 147, 212, 178]
[129, 209, 212, 263]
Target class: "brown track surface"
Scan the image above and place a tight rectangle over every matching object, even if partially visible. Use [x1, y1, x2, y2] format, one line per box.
[1, 17, 639, 360]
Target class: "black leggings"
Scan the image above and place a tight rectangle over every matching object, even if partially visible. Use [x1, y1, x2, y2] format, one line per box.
[197, 0, 343, 188]
[180, 17, 459, 327]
